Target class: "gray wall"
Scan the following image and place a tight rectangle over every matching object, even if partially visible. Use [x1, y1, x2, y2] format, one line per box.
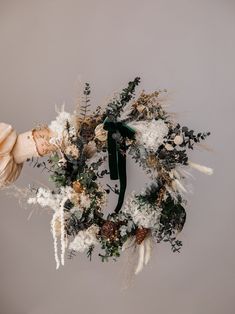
[0, 0, 234, 313]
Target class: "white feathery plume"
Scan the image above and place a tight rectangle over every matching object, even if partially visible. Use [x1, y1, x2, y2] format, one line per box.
[144, 237, 152, 266]
[122, 236, 136, 252]
[170, 169, 181, 180]
[122, 237, 153, 277]
[165, 185, 178, 201]
[135, 242, 145, 275]
[60, 197, 67, 266]
[173, 167, 195, 194]
[55, 103, 65, 114]
[173, 179, 187, 193]
[51, 212, 60, 269]
[170, 169, 187, 194]
[195, 142, 213, 152]
[176, 167, 195, 180]
[188, 161, 213, 175]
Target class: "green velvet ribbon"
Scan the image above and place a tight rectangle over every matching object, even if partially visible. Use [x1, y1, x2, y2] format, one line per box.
[103, 118, 135, 213]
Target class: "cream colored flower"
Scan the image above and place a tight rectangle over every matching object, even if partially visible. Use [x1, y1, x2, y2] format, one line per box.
[80, 192, 91, 209]
[165, 143, 174, 151]
[95, 124, 108, 142]
[64, 144, 79, 158]
[136, 104, 145, 113]
[69, 224, 100, 253]
[174, 135, 183, 145]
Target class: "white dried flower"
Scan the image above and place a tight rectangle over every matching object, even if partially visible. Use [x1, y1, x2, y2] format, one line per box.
[69, 225, 100, 253]
[165, 143, 174, 151]
[64, 144, 79, 158]
[95, 124, 108, 142]
[80, 192, 91, 209]
[28, 185, 79, 269]
[129, 119, 169, 151]
[174, 135, 183, 145]
[123, 192, 162, 229]
[119, 225, 128, 237]
[49, 105, 77, 143]
[28, 186, 75, 212]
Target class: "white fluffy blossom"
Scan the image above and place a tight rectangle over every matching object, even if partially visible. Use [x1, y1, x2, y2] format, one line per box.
[119, 220, 135, 237]
[28, 186, 77, 268]
[129, 119, 169, 150]
[80, 192, 91, 209]
[69, 225, 100, 253]
[123, 192, 162, 229]
[49, 105, 77, 143]
[28, 186, 74, 212]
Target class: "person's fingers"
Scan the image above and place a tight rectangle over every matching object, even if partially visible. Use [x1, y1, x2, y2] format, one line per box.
[32, 127, 57, 156]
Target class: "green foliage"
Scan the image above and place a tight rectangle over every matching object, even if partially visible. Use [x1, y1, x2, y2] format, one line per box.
[80, 82, 91, 120]
[106, 77, 141, 118]
[156, 196, 186, 252]
[99, 238, 121, 262]
[87, 245, 95, 261]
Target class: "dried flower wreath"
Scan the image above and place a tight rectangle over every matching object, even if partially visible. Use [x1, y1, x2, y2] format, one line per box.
[27, 78, 212, 274]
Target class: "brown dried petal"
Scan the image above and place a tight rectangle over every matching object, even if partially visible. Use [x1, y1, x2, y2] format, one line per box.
[83, 141, 97, 159]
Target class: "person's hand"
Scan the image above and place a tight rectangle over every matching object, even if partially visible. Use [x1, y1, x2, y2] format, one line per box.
[32, 127, 57, 156]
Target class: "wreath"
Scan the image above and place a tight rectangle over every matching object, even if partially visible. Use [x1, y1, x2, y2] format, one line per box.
[26, 77, 213, 274]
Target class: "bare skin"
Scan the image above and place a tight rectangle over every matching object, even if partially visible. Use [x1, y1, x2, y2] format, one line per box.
[32, 127, 57, 156]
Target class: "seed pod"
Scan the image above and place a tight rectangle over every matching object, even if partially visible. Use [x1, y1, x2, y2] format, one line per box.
[136, 227, 149, 244]
[72, 181, 83, 193]
[101, 221, 117, 240]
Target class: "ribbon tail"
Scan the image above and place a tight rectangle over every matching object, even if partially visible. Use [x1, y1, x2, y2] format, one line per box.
[115, 150, 127, 213]
[107, 131, 118, 180]
[104, 119, 135, 213]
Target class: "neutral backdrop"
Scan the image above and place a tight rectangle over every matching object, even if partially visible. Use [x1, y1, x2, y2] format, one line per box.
[0, 1, 235, 314]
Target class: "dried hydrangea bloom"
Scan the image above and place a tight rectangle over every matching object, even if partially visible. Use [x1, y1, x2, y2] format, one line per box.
[129, 119, 169, 151]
